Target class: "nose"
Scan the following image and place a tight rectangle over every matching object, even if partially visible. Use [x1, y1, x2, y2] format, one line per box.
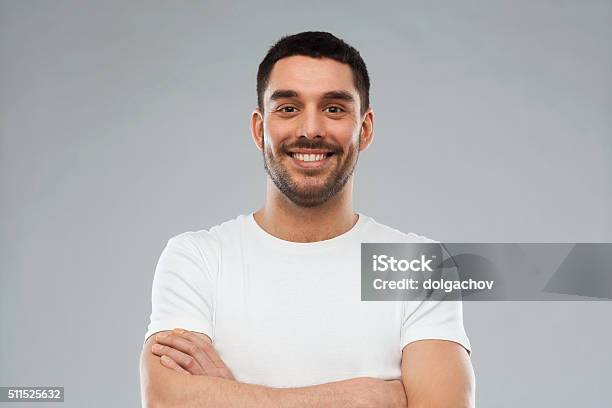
[297, 107, 325, 139]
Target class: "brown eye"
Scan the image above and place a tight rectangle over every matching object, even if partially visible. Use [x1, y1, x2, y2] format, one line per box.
[325, 106, 344, 114]
[279, 106, 297, 113]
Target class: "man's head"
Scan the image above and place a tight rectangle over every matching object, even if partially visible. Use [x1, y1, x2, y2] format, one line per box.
[251, 31, 374, 208]
[256, 31, 371, 117]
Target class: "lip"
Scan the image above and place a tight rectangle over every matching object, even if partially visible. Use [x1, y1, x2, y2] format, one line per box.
[287, 152, 335, 169]
[287, 149, 334, 155]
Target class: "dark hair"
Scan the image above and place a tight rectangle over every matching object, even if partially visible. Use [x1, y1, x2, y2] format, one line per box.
[257, 31, 370, 116]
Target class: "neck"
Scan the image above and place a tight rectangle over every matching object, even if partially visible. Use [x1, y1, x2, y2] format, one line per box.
[253, 178, 358, 243]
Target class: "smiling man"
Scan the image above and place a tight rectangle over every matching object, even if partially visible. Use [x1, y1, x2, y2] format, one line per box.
[140, 31, 475, 407]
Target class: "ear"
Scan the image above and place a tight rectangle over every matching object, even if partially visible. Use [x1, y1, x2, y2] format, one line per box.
[250, 108, 264, 151]
[358, 108, 374, 152]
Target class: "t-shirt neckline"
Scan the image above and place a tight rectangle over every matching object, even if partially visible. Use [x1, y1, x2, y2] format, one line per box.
[245, 211, 369, 252]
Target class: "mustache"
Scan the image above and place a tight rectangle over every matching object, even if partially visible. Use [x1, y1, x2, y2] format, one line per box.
[283, 140, 341, 154]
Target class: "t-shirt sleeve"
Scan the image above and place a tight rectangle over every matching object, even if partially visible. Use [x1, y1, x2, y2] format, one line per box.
[400, 299, 471, 354]
[399, 242, 471, 354]
[144, 233, 216, 343]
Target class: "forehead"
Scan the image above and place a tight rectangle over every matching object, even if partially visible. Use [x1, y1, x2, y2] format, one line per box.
[265, 55, 358, 100]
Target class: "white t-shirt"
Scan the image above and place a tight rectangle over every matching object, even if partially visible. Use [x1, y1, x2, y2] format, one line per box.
[145, 213, 471, 387]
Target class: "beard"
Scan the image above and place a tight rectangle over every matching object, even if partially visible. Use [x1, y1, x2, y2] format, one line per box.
[262, 135, 360, 207]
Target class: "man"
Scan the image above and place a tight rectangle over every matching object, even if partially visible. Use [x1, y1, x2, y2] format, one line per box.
[140, 31, 475, 407]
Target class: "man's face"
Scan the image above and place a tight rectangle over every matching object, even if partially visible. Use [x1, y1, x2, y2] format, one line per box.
[258, 55, 367, 207]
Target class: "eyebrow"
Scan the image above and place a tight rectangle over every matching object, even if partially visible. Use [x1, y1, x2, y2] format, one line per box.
[269, 89, 355, 104]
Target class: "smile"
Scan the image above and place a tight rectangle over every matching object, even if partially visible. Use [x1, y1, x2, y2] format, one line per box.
[287, 150, 335, 169]
[291, 152, 332, 162]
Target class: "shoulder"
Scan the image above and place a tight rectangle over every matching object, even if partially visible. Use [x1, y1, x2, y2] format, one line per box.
[360, 213, 438, 244]
[164, 214, 246, 258]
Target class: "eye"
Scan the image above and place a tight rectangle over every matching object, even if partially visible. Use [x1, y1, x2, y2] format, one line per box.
[324, 106, 345, 114]
[278, 106, 298, 113]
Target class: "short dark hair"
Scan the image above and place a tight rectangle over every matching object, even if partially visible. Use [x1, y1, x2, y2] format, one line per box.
[257, 31, 370, 116]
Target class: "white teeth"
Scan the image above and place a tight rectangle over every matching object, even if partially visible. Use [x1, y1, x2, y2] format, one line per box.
[292, 153, 327, 162]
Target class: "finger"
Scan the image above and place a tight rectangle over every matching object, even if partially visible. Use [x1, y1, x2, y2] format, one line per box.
[218, 366, 235, 380]
[175, 331, 235, 379]
[176, 331, 225, 368]
[151, 341, 204, 375]
[156, 333, 216, 375]
[165, 329, 232, 379]
[160, 355, 191, 375]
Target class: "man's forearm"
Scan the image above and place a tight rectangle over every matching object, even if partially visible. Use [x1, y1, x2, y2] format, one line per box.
[141, 334, 406, 408]
[146, 370, 378, 408]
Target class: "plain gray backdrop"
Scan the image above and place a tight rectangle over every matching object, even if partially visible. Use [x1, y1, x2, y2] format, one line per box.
[1, 1, 611, 406]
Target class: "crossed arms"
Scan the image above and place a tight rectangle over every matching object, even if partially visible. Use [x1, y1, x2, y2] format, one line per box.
[139, 329, 475, 408]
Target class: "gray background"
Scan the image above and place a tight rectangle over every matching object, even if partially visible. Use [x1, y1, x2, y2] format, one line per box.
[1, 0, 610, 406]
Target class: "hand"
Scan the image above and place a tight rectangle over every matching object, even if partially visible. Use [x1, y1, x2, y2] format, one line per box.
[151, 328, 235, 379]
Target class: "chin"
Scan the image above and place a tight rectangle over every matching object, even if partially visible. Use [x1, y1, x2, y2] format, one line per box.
[291, 179, 332, 193]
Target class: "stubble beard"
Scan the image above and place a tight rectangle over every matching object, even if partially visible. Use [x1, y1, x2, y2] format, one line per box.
[262, 135, 360, 208]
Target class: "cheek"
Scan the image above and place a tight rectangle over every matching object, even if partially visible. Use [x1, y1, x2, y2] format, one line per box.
[264, 119, 294, 151]
[328, 120, 360, 142]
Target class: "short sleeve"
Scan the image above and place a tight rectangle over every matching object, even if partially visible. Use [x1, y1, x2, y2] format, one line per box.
[400, 299, 471, 354]
[144, 233, 217, 343]
[399, 242, 471, 354]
